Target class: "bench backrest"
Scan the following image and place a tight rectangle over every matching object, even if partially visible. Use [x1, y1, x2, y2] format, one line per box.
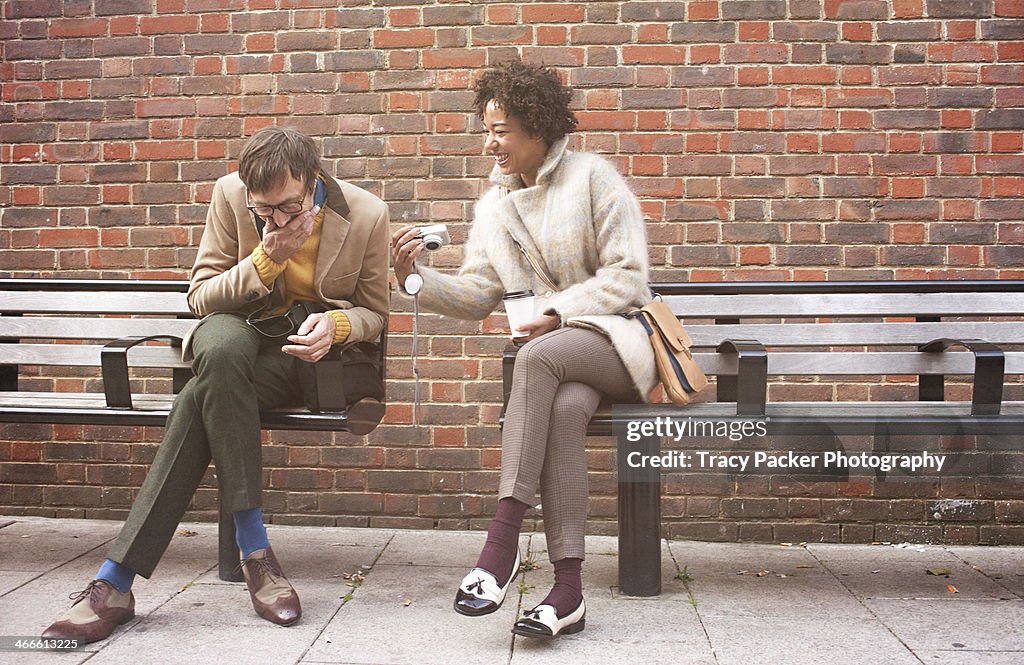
[0, 280, 195, 371]
[653, 280, 1024, 378]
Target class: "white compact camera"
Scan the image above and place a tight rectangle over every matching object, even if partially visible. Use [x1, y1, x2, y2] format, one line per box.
[417, 224, 450, 251]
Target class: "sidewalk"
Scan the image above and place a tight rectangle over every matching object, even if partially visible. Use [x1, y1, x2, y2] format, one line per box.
[1, 516, 1022, 665]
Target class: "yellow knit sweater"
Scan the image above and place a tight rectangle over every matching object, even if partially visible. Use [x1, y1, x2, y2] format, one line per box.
[250, 206, 351, 344]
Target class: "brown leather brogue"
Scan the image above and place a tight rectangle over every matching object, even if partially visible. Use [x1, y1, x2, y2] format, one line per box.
[42, 580, 135, 644]
[240, 546, 301, 626]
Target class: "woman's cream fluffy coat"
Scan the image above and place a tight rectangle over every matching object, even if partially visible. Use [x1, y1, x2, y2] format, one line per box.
[416, 137, 657, 398]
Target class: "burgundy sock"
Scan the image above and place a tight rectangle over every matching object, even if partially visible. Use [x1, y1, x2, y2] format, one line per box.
[541, 558, 583, 618]
[475, 498, 529, 585]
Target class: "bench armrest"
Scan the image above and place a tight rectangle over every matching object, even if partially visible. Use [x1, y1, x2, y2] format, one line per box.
[717, 339, 768, 416]
[918, 338, 1004, 416]
[101, 335, 183, 409]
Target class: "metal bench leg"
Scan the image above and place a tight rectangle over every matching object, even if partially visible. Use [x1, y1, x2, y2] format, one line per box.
[618, 432, 661, 597]
[219, 505, 243, 582]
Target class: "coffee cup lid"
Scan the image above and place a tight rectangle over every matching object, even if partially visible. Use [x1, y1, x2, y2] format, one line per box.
[503, 290, 534, 300]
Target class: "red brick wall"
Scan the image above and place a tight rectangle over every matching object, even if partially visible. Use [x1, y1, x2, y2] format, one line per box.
[2, 1, 1023, 544]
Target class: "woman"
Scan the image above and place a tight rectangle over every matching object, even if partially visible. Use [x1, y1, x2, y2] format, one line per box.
[392, 60, 656, 638]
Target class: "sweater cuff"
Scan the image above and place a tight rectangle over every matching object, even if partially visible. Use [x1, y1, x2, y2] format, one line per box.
[251, 243, 286, 286]
[328, 310, 351, 344]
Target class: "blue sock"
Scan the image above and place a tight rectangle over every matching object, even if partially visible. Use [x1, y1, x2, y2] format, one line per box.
[97, 559, 136, 593]
[233, 507, 270, 559]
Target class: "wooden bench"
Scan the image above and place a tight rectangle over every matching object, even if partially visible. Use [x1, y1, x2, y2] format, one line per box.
[501, 279, 1024, 597]
[0, 278, 387, 582]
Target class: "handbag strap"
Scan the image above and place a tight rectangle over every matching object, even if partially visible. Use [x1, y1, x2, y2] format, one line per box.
[498, 185, 560, 294]
[509, 234, 560, 293]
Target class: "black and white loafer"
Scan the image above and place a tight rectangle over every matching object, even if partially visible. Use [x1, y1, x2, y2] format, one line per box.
[511, 598, 586, 638]
[453, 550, 521, 617]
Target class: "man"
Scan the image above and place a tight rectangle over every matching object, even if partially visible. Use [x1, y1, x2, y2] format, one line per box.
[42, 126, 390, 642]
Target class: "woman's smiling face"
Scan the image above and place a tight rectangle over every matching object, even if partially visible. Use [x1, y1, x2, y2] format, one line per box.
[482, 99, 549, 187]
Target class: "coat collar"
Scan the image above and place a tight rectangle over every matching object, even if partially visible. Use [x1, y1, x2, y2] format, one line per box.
[315, 174, 351, 284]
[489, 135, 572, 191]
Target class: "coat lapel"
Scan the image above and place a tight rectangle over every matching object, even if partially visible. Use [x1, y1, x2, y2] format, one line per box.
[314, 177, 352, 293]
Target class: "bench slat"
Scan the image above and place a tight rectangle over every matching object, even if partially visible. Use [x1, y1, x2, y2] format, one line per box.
[607, 401, 1024, 419]
[694, 351, 1024, 375]
[0, 392, 353, 432]
[0, 392, 177, 410]
[0, 344, 189, 368]
[7, 344, 1023, 375]
[685, 321, 1024, 347]
[0, 316, 197, 340]
[0, 291, 191, 315]
[662, 292, 1024, 318]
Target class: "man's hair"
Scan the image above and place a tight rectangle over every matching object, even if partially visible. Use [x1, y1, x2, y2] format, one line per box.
[238, 126, 321, 194]
[473, 60, 578, 144]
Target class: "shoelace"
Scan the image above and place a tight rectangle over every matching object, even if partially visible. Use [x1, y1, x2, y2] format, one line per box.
[464, 577, 485, 595]
[68, 580, 102, 605]
[236, 555, 282, 583]
[522, 608, 542, 620]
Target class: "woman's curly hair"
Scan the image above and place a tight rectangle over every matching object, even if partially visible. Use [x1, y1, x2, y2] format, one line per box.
[473, 60, 578, 144]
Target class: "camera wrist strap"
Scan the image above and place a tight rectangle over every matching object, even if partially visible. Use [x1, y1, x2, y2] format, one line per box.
[412, 292, 421, 428]
[404, 271, 425, 429]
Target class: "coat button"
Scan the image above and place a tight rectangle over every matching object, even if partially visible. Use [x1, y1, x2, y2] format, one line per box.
[544, 291, 553, 297]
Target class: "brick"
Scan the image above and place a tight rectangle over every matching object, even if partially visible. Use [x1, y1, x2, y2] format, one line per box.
[619, 2, 684, 21]
[622, 89, 684, 109]
[976, 109, 1024, 129]
[323, 50, 385, 72]
[471, 26, 532, 45]
[825, 1, 887, 19]
[670, 22, 736, 43]
[827, 43, 892, 64]
[927, 0, 993, 18]
[876, 110, 943, 130]
[423, 5, 484, 25]
[95, 0, 153, 15]
[772, 21, 838, 41]
[572, 67, 633, 87]
[1, 123, 57, 143]
[331, 8, 386, 28]
[373, 28, 433, 49]
[671, 66, 734, 87]
[878, 21, 942, 41]
[6, 0, 62, 18]
[721, 1, 786, 20]
[671, 245, 735, 266]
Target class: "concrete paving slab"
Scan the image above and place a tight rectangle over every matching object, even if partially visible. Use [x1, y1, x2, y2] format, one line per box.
[915, 650, 1024, 664]
[4, 515, 1024, 665]
[686, 568, 872, 618]
[306, 589, 517, 665]
[0, 651, 96, 665]
[527, 534, 684, 600]
[510, 636, 716, 665]
[807, 542, 959, 563]
[0, 570, 40, 595]
[374, 528, 503, 568]
[828, 560, 1015, 600]
[87, 619, 322, 665]
[947, 546, 1024, 598]
[865, 599, 1024, 651]
[702, 615, 920, 665]
[0, 517, 120, 572]
[670, 540, 821, 576]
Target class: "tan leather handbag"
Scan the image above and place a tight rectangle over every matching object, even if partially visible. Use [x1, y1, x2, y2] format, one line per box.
[630, 298, 709, 404]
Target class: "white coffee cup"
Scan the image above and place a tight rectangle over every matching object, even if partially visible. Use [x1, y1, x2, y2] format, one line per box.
[503, 290, 536, 339]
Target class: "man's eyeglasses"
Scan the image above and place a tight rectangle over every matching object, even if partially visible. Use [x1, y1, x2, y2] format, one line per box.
[246, 307, 304, 338]
[245, 193, 309, 220]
